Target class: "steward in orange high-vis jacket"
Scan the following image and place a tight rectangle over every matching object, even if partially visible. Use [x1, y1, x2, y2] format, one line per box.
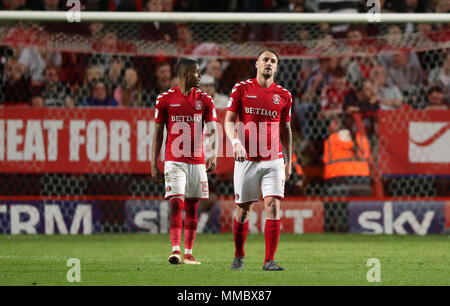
[322, 125, 372, 196]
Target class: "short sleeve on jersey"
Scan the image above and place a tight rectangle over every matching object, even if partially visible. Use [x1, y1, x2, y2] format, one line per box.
[154, 94, 166, 123]
[280, 92, 293, 123]
[227, 83, 243, 113]
[203, 95, 218, 123]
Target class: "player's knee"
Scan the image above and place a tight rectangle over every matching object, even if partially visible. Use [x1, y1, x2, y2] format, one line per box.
[264, 199, 280, 219]
[236, 208, 250, 223]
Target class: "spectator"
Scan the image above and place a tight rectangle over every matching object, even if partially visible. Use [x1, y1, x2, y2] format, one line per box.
[295, 56, 335, 141]
[370, 64, 403, 110]
[199, 74, 228, 109]
[378, 51, 425, 106]
[162, 0, 173, 11]
[76, 65, 104, 105]
[175, 24, 195, 55]
[18, 31, 62, 87]
[114, 67, 147, 107]
[382, 0, 425, 13]
[80, 79, 118, 107]
[147, 61, 172, 107]
[319, 66, 350, 119]
[89, 22, 105, 41]
[437, 0, 450, 13]
[344, 79, 380, 114]
[91, 31, 135, 69]
[383, 25, 404, 49]
[31, 96, 44, 107]
[42, 0, 62, 10]
[317, 0, 361, 38]
[322, 114, 372, 197]
[404, 0, 426, 34]
[99, 0, 143, 11]
[0, 57, 31, 105]
[105, 55, 125, 92]
[200, 58, 229, 94]
[0, 0, 28, 10]
[204, 59, 224, 82]
[428, 51, 450, 103]
[343, 27, 377, 88]
[425, 85, 447, 110]
[140, 0, 178, 42]
[32, 65, 75, 107]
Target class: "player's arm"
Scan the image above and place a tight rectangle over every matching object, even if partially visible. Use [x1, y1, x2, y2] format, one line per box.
[224, 111, 246, 162]
[205, 121, 218, 172]
[151, 122, 164, 183]
[280, 121, 292, 181]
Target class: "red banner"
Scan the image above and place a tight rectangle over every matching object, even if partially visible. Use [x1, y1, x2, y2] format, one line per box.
[220, 199, 324, 233]
[378, 107, 450, 175]
[0, 106, 235, 174]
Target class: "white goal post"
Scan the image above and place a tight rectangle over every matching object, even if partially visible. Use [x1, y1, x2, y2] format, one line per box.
[0, 11, 449, 23]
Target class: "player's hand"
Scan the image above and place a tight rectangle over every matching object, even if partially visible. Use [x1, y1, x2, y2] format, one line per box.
[285, 162, 292, 181]
[233, 141, 247, 162]
[206, 156, 217, 173]
[151, 164, 164, 183]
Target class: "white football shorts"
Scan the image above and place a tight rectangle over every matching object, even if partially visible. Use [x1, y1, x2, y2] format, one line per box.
[164, 161, 209, 199]
[233, 158, 285, 204]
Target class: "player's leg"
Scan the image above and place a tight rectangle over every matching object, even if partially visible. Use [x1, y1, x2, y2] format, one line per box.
[262, 196, 284, 271]
[230, 160, 260, 270]
[183, 197, 200, 264]
[168, 195, 184, 264]
[183, 164, 208, 264]
[231, 202, 253, 270]
[164, 162, 188, 265]
[261, 159, 285, 271]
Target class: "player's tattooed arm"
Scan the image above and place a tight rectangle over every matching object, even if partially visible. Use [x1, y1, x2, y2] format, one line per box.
[151, 122, 165, 183]
[205, 121, 218, 172]
[224, 111, 246, 162]
[280, 121, 292, 181]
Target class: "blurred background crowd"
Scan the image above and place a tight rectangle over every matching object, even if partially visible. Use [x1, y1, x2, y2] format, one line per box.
[0, 0, 449, 198]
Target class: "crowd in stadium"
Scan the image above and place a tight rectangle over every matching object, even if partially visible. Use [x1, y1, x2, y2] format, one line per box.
[0, 0, 449, 198]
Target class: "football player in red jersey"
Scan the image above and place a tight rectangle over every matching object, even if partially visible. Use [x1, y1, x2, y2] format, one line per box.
[225, 49, 293, 271]
[151, 58, 218, 265]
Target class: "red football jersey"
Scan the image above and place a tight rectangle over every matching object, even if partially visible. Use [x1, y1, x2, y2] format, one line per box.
[227, 78, 292, 161]
[155, 86, 217, 164]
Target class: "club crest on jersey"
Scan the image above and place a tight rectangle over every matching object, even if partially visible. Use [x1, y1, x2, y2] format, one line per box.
[273, 94, 281, 104]
[194, 100, 203, 110]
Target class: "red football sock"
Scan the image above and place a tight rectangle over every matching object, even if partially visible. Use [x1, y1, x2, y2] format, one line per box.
[169, 197, 184, 250]
[264, 219, 281, 263]
[184, 198, 198, 251]
[234, 218, 249, 258]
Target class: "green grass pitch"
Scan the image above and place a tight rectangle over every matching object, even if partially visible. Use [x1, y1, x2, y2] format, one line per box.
[0, 233, 449, 286]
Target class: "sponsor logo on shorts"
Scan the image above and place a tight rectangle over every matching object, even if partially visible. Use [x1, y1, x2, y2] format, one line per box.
[166, 186, 171, 192]
[235, 194, 240, 200]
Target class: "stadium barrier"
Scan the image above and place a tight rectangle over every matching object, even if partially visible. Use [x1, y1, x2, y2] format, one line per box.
[1, 107, 449, 175]
[0, 197, 449, 235]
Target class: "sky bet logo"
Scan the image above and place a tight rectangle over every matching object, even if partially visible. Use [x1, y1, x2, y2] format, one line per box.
[349, 201, 445, 235]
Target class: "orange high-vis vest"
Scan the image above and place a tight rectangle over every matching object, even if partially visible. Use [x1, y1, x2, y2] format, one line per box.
[292, 152, 304, 176]
[323, 131, 370, 180]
